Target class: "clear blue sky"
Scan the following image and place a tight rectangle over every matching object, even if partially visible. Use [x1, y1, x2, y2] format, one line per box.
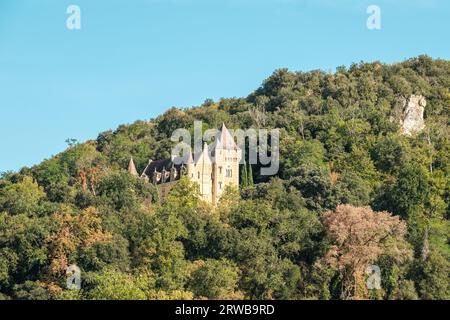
[0, 0, 449, 172]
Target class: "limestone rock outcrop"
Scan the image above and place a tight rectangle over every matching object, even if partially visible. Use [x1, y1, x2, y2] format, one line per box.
[400, 95, 426, 136]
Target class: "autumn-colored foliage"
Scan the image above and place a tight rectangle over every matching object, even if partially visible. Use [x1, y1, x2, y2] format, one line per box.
[321, 205, 412, 299]
[0, 56, 448, 300]
[45, 206, 111, 276]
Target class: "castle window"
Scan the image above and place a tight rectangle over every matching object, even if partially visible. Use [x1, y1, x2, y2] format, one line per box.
[219, 182, 222, 190]
[226, 169, 232, 177]
[198, 172, 200, 179]
[219, 167, 222, 174]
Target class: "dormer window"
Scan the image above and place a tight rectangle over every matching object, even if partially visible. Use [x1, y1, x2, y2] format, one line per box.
[170, 167, 177, 181]
[161, 170, 168, 183]
[153, 171, 162, 185]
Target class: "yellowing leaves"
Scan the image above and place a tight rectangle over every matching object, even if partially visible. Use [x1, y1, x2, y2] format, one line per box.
[46, 206, 111, 275]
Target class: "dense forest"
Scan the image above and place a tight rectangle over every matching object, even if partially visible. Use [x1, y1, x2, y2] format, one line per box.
[0, 55, 448, 300]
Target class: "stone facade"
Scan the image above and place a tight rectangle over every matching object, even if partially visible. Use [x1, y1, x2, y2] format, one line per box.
[128, 124, 241, 205]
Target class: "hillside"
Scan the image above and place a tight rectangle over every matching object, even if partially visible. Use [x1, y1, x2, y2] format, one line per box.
[0, 55, 449, 300]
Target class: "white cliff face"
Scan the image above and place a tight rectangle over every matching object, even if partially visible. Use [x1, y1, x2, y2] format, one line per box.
[400, 95, 426, 136]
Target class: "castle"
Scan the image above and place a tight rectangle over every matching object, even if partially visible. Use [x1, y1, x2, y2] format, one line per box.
[127, 124, 241, 205]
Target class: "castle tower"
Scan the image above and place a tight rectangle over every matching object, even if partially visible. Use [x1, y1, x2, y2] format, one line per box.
[189, 142, 213, 203]
[211, 124, 241, 205]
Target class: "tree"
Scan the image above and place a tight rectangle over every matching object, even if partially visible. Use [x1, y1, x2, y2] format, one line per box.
[240, 162, 248, 188]
[131, 178, 194, 291]
[0, 176, 46, 216]
[82, 269, 152, 300]
[288, 165, 338, 211]
[0, 56, 449, 300]
[45, 206, 111, 278]
[280, 139, 326, 179]
[0, 213, 50, 293]
[12, 281, 50, 300]
[233, 228, 302, 299]
[187, 259, 243, 299]
[147, 289, 194, 300]
[389, 164, 430, 218]
[33, 158, 71, 203]
[321, 205, 412, 299]
[97, 171, 158, 210]
[247, 164, 254, 186]
[414, 250, 450, 300]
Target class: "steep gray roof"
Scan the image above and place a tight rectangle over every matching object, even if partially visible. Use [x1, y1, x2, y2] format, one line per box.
[141, 153, 191, 179]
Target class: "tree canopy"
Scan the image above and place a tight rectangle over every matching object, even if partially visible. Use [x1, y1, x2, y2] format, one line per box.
[0, 56, 448, 300]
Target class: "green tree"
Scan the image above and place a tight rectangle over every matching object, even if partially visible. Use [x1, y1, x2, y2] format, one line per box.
[247, 164, 254, 186]
[389, 164, 430, 218]
[0, 176, 46, 216]
[188, 259, 242, 299]
[414, 251, 450, 300]
[83, 269, 153, 300]
[240, 162, 248, 188]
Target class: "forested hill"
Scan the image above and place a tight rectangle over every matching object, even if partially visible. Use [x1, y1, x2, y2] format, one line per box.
[0, 55, 449, 300]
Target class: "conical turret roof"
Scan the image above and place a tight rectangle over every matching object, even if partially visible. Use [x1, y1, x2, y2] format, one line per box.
[212, 123, 239, 150]
[128, 157, 139, 176]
